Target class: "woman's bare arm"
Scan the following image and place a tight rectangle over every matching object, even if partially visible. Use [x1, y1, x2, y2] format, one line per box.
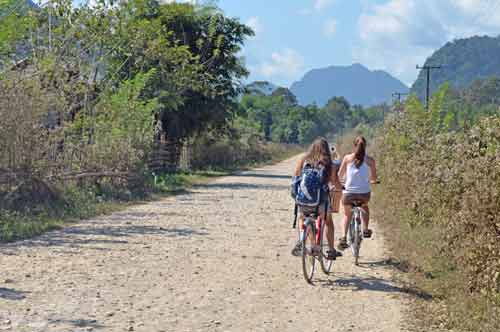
[367, 157, 378, 182]
[294, 157, 305, 177]
[338, 155, 350, 183]
[330, 163, 342, 189]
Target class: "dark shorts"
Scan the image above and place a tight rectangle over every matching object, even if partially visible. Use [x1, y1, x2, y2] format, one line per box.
[298, 192, 331, 217]
[343, 192, 371, 206]
[299, 200, 331, 217]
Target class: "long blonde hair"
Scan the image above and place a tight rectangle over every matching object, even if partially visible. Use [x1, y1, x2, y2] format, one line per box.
[304, 137, 332, 179]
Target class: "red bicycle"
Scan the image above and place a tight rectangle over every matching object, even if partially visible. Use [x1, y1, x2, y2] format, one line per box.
[298, 210, 334, 283]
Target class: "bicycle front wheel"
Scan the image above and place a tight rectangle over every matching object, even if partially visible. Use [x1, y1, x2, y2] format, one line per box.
[320, 219, 333, 275]
[349, 216, 360, 264]
[301, 221, 316, 284]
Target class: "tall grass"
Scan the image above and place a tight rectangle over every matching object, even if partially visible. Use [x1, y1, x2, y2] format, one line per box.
[372, 94, 500, 331]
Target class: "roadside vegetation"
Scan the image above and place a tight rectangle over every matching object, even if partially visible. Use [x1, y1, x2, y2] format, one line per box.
[0, 0, 353, 241]
[370, 78, 500, 331]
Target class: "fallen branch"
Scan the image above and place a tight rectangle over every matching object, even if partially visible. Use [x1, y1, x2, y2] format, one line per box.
[48, 172, 130, 181]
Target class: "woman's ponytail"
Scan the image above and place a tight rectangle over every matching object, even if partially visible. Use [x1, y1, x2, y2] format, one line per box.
[353, 136, 366, 168]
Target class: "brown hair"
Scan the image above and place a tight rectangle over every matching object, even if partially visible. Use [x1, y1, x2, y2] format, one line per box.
[304, 137, 332, 179]
[353, 136, 366, 168]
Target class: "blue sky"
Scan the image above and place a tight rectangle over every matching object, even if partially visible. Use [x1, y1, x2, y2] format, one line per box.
[74, 0, 500, 87]
[217, 0, 500, 87]
[219, 0, 387, 87]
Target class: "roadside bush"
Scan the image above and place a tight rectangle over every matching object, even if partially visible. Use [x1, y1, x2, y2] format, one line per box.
[375, 89, 500, 330]
[190, 130, 300, 171]
[0, 73, 65, 185]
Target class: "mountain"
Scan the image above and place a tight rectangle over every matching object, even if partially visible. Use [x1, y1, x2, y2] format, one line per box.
[1, 0, 38, 14]
[411, 35, 500, 99]
[290, 63, 408, 107]
[245, 81, 279, 96]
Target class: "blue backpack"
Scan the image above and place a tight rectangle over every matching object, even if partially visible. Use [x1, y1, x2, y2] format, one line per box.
[292, 162, 326, 207]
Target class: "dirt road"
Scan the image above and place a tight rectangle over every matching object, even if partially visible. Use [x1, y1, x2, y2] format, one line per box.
[0, 157, 410, 332]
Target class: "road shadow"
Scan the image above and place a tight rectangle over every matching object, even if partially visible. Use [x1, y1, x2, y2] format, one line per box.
[48, 318, 105, 330]
[357, 258, 411, 273]
[233, 172, 291, 180]
[196, 182, 289, 191]
[8, 224, 208, 250]
[316, 274, 432, 300]
[0, 287, 28, 300]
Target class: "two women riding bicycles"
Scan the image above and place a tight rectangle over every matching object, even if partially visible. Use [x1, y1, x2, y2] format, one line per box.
[292, 135, 378, 260]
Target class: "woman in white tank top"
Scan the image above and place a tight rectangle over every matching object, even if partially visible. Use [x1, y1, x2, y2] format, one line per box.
[337, 136, 378, 250]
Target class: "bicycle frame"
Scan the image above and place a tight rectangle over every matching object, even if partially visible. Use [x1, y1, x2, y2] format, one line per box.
[348, 204, 367, 265]
[300, 215, 322, 255]
[294, 194, 334, 283]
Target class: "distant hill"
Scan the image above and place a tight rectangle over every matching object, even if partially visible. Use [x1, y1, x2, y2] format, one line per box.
[245, 81, 279, 96]
[290, 63, 408, 107]
[411, 35, 500, 99]
[1, 0, 38, 14]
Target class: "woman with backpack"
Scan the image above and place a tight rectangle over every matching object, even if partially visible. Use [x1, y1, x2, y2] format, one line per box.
[292, 138, 343, 260]
[337, 136, 378, 250]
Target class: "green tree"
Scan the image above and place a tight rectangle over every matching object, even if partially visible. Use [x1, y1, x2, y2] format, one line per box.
[100, 1, 253, 146]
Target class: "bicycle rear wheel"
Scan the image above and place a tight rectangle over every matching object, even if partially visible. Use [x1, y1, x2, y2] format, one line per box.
[349, 213, 360, 265]
[319, 219, 333, 275]
[301, 220, 316, 283]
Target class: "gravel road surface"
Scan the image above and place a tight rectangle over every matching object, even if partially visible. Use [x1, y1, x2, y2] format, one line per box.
[0, 157, 410, 332]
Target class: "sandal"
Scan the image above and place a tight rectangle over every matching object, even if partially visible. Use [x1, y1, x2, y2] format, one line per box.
[326, 249, 342, 260]
[363, 229, 373, 238]
[337, 237, 349, 250]
[291, 241, 302, 256]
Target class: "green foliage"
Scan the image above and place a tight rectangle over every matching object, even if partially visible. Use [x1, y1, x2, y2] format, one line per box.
[0, 0, 35, 61]
[97, 0, 253, 141]
[190, 130, 301, 171]
[239, 92, 388, 145]
[68, 70, 159, 174]
[0, 0, 302, 243]
[411, 35, 500, 100]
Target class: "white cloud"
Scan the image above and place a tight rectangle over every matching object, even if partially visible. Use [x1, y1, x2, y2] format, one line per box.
[314, 0, 335, 11]
[298, 8, 313, 16]
[257, 49, 304, 84]
[452, 0, 500, 29]
[299, 0, 335, 15]
[355, 0, 500, 85]
[323, 19, 337, 38]
[246, 16, 263, 38]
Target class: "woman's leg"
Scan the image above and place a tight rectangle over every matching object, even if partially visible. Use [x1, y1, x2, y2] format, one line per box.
[291, 213, 305, 256]
[361, 203, 370, 231]
[342, 204, 353, 239]
[299, 214, 305, 231]
[360, 193, 371, 235]
[337, 204, 352, 250]
[325, 213, 335, 249]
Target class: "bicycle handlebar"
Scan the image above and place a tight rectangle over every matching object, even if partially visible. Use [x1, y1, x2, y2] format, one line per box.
[340, 179, 381, 191]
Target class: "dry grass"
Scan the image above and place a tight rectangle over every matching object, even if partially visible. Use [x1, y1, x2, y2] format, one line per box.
[370, 108, 500, 331]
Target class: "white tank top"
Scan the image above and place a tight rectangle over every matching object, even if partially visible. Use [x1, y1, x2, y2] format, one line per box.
[343, 158, 371, 194]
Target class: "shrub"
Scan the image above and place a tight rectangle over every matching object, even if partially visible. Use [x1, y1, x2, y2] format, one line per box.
[374, 90, 500, 330]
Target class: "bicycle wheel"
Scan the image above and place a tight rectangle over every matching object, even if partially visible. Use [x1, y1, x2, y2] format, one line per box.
[319, 218, 333, 275]
[301, 220, 316, 283]
[350, 211, 360, 265]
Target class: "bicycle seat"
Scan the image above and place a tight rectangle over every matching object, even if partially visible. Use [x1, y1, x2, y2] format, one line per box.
[302, 211, 319, 218]
[351, 200, 364, 207]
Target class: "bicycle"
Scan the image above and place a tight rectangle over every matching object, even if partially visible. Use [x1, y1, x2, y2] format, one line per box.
[347, 200, 365, 266]
[293, 202, 334, 284]
[346, 181, 379, 266]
